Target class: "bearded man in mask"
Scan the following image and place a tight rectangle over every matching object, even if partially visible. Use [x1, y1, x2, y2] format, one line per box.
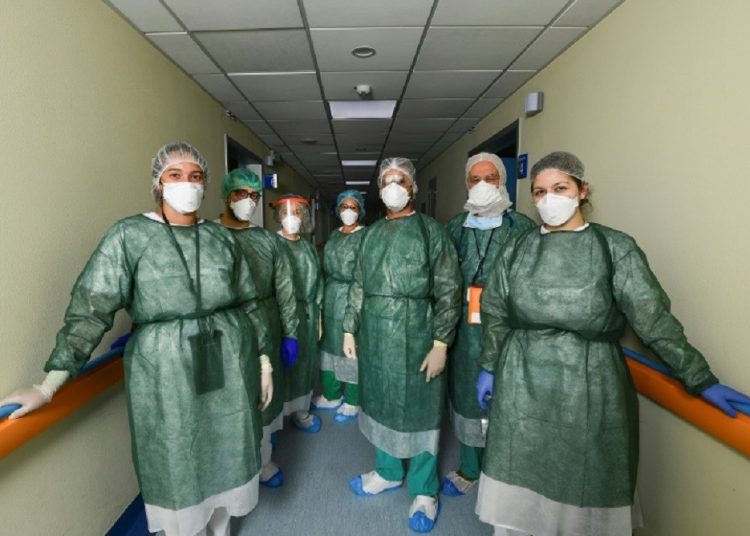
[441, 153, 534, 498]
[343, 157, 461, 533]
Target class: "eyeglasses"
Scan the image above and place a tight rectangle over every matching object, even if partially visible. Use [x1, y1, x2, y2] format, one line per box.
[231, 190, 261, 202]
[339, 204, 359, 211]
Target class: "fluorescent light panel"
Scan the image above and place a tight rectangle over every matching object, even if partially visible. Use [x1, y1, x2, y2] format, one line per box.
[342, 160, 377, 167]
[329, 100, 397, 120]
[345, 180, 370, 185]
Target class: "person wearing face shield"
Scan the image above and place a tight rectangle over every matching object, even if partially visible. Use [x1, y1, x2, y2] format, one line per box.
[475, 151, 750, 536]
[343, 158, 461, 533]
[272, 194, 324, 434]
[218, 168, 300, 489]
[0, 142, 274, 536]
[441, 154, 534, 498]
[312, 189, 367, 423]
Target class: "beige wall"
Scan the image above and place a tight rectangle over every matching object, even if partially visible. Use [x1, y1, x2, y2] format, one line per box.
[420, 0, 750, 533]
[0, 0, 312, 534]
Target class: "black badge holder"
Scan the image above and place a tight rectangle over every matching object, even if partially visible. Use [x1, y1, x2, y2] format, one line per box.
[162, 215, 225, 394]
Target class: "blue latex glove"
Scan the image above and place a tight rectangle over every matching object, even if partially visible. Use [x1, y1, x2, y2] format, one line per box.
[701, 383, 750, 417]
[476, 370, 494, 411]
[280, 337, 299, 369]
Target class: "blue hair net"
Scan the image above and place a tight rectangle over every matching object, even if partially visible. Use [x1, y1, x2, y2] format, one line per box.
[336, 189, 365, 221]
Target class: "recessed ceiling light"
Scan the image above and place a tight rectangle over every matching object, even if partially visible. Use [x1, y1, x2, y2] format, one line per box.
[345, 180, 370, 186]
[342, 160, 378, 167]
[300, 138, 317, 145]
[359, 191, 368, 195]
[351, 45, 376, 58]
[330, 100, 396, 119]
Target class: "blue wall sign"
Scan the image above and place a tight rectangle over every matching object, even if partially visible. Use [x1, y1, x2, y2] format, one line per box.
[517, 154, 528, 179]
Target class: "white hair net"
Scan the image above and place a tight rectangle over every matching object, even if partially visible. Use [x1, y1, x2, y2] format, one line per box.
[378, 157, 418, 194]
[465, 152, 507, 187]
[150, 141, 209, 202]
[530, 151, 585, 182]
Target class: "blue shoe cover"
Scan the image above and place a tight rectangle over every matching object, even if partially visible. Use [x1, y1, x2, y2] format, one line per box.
[409, 500, 441, 533]
[260, 468, 284, 488]
[440, 477, 464, 497]
[348, 475, 402, 497]
[293, 413, 321, 434]
[334, 412, 358, 423]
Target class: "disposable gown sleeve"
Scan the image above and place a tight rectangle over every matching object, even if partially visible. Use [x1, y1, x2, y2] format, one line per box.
[478, 253, 511, 373]
[342, 243, 364, 335]
[612, 243, 718, 394]
[44, 224, 132, 375]
[236, 248, 272, 358]
[272, 240, 299, 339]
[429, 221, 462, 345]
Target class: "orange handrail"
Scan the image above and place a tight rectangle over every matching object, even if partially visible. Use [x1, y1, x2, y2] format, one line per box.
[626, 355, 750, 457]
[0, 356, 124, 459]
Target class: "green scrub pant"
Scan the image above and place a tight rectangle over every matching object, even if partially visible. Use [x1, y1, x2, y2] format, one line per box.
[459, 442, 483, 480]
[375, 448, 439, 497]
[321, 370, 359, 405]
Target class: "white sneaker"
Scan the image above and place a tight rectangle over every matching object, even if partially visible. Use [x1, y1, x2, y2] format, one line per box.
[311, 394, 343, 410]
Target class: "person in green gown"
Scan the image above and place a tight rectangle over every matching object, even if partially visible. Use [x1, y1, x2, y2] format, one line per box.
[343, 158, 461, 533]
[475, 151, 750, 536]
[442, 153, 534, 498]
[0, 142, 274, 536]
[312, 189, 367, 423]
[217, 168, 299, 489]
[272, 194, 324, 434]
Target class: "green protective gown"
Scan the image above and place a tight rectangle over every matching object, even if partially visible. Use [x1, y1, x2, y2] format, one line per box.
[320, 226, 366, 385]
[277, 234, 323, 411]
[445, 211, 535, 447]
[44, 215, 271, 520]
[478, 223, 717, 517]
[230, 226, 299, 427]
[343, 213, 461, 458]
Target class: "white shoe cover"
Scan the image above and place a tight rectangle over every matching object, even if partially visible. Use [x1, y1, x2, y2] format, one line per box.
[361, 470, 403, 494]
[409, 495, 438, 520]
[312, 395, 343, 409]
[336, 403, 360, 417]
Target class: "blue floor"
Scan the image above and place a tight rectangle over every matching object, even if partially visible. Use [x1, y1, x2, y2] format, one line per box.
[233, 409, 492, 536]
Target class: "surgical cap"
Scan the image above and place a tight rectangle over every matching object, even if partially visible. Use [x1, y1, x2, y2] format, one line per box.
[221, 168, 262, 202]
[336, 189, 366, 220]
[465, 152, 507, 186]
[150, 141, 209, 202]
[378, 157, 418, 193]
[530, 151, 585, 182]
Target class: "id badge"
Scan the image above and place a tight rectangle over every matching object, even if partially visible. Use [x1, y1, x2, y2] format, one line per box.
[189, 328, 225, 395]
[467, 285, 483, 325]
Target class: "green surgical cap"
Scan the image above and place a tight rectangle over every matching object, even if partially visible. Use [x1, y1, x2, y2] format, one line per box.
[221, 168, 262, 201]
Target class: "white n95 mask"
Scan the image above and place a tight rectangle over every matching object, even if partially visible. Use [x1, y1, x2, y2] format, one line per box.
[282, 215, 302, 234]
[230, 198, 256, 222]
[340, 208, 359, 226]
[162, 182, 204, 214]
[535, 193, 578, 226]
[380, 183, 410, 211]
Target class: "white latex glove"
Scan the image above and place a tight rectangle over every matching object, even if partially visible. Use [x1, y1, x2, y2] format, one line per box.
[0, 370, 69, 419]
[343, 332, 357, 360]
[420, 341, 448, 383]
[260, 371, 274, 411]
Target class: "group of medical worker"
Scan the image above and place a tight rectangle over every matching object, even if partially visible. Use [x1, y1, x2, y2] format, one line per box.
[3, 141, 749, 536]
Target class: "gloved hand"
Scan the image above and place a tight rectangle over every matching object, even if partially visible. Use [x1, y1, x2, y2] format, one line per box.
[343, 333, 357, 360]
[280, 337, 299, 369]
[0, 386, 52, 419]
[476, 370, 494, 411]
[260, 371, 274, 411]
[420, 342, 447, 383]
[701, 383, 750, 417]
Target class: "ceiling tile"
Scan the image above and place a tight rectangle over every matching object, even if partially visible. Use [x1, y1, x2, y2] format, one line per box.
[311, 28, 423, 71]
[387, 131, 444, 146]
[163, 0, 302, 30]
[431, 0, 569, 26]
[484, 70, 536, 98]
[512, 27, 587, 70]
[397, 99, 473, 118]
[278, 131, 335, 146]
[147, 33, 220, 74]
[192, 74, 244, 103]
[404, 70, 501, 99]
[391, 118, 456, 132]
[254, 101, 327, 121]
[195, 30, 314, 72]
[341, 168, 377, 179]
[224, 102, 261, 120]
[243, 120, 274, 136]
[463, 98, 503, 118]
[321, 71, 409, 100]
[286, 144, 338, 156]
[257, 133, 284, 147]
[385, 140, 435, 153]
[556, 0, 623, 26]
[449, 117, 481, 132]
[332, 119, 392, 136]
[107, 0, 183, 32]
[336, 141, 383, 154]
[335, 131, 389, 145]
[268, 120, 332, 136]
[416, 27, 542, 70]
[231, 72, 322, 101]
[303, 0, 433, 27]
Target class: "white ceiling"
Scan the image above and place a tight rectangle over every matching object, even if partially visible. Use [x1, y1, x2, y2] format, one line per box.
[105, 0, 623, 199]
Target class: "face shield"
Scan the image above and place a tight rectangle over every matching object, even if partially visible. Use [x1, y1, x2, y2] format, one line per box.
[272, 195, 313, 234]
